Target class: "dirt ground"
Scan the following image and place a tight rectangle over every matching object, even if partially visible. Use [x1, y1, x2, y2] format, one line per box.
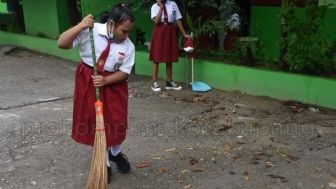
[0, 47, 336, 189]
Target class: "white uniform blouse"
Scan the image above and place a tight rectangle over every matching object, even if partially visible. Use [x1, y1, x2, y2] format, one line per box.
[151, 0, 182, 23]
[72, 23, 135, 74]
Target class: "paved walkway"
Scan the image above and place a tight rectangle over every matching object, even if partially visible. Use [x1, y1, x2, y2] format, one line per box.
[0, 47, 336, 189]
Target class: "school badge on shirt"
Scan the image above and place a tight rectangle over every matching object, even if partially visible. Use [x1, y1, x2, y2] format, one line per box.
[172, 9, 176, 21]
[114, 52, 125, 71]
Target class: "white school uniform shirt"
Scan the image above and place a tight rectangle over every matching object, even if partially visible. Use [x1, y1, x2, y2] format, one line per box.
[151, 0, 182, 23]
[72, 23, 135, 74]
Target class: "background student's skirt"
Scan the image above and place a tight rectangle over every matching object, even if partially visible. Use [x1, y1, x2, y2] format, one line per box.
[71, 63, 128, 147]
[150, 23, 179, 63]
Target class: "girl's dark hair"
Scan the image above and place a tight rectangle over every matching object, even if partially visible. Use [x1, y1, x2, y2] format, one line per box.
[99, 11, 110, 23]
[154, 0, 167, 3]
[107, 3, 135, 25]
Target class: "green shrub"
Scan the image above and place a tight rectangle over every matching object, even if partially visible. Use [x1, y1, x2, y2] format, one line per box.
[283, 1, 336, 75]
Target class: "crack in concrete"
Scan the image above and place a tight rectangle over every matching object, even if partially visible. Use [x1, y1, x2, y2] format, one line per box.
[0, 96, 73, 110]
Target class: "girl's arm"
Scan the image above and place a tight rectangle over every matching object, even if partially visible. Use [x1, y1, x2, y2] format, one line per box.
[176, 19, 188, 38]
[153, 3, 164, 24]
[92, 71, 128, 87]
[57, 14, 94, 49]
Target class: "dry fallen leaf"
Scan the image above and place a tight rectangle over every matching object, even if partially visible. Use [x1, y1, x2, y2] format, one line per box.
[158, 167, 168, 174]
[251, 122, 262, 128]
[329, 183, 336, 188]
[177, 169, 189, 181]
[268, 174, 287, 181]
[329, 178, 336, 184]
[254, 148, 264, 156]
[173, 151, 186, 160]
[136, 162, 151, 169]
[266, 160, 277, 168]
[244, 171, 251, 180]
[184, 185, 192, 189]
[329, 179, 336, 188]
[218, 124, 232, 132]
[165, 148, 177, 152]
[193, 168, 205, 173]
[278, 151, 299, 161]
[233, 154, 241, 160]
[289, 105, 305, 113]
[179, 169, 188, 174]
[152, 156, 165, 161]
[159, 92, 170, 98]
[189, 157, 198, 166]
[223, 144, 231, 156]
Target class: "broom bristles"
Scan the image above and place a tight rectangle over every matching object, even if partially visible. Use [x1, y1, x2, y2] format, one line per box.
[86, 102, 107, 189]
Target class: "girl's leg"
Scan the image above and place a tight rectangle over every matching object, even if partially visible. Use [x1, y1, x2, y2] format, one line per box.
[151, 62, 161, 91]
[110, 145, 121, 156]
[108, 144, 131, 173]
[165, 62, 182, 90]
[152, 62, 159, 82]
[107, 144, 122, 167]
[107, 144, 123, 183]
[166, 62, 172, 81]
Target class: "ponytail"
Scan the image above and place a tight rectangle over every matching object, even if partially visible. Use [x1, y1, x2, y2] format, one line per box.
[108, 3, 135, 25]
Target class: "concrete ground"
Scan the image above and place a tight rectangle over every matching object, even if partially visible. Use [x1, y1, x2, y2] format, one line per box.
[0, 46, 336, 189]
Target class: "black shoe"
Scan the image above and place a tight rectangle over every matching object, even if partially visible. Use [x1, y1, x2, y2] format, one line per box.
[107, 166, 112, 184]
[165, 80, 182, 90]
[109, 152, 131, 173]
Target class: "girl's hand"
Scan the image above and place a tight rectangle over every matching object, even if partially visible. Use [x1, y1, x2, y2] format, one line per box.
[92, 75, 106, 87]
[184, 34, 192, 39]
[79, 14, 94, 30]
[156, 0, 163, 7]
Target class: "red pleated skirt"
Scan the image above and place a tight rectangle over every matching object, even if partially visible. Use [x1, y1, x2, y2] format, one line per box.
[71, 63, 128, 147]
[150, 23, 179, 63]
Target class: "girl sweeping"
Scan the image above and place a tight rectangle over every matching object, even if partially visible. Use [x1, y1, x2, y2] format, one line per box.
[57, 3, 135, 182]
[150, 0, 190, 92]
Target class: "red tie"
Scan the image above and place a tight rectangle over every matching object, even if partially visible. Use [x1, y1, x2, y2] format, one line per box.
[97, 38, 112, 72]
[163, 5, 168, 24]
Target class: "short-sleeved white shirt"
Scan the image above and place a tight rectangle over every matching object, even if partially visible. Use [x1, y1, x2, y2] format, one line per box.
[151, 0, 182, 23]
[72, 23, 135, 74]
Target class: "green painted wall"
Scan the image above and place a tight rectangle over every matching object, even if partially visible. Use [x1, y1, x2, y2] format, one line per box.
[21, 0, 71, 39]
[80, 0, 117, 18]
[250, 6, 280, 61]
[250, 6, 336, 60]
[1, 30, 336, 110]
[0, 2, 7, 13]
[323, 8, 336, 40]
[0, 31, 79, 61]
[79, 0, 139, 42]
[134, 51, 336, 110]
[57, 0, 72, 35]
[134, 10, 153, 43]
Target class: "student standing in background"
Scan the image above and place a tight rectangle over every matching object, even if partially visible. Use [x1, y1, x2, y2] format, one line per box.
[149, 0, 190, 92]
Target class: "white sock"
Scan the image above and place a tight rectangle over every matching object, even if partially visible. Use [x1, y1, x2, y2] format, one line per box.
[110, 145, 121, 156]
[106, 152, 111, 167]
[106, 145, 122, 167]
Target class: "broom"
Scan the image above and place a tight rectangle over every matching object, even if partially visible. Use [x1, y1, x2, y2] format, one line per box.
[85, 27, 108, 189]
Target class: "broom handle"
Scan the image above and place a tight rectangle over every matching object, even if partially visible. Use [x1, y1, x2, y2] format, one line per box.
[89, 27, 101, 101]
[191, 58, 194, 83]
[190, 32, 194, 83]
